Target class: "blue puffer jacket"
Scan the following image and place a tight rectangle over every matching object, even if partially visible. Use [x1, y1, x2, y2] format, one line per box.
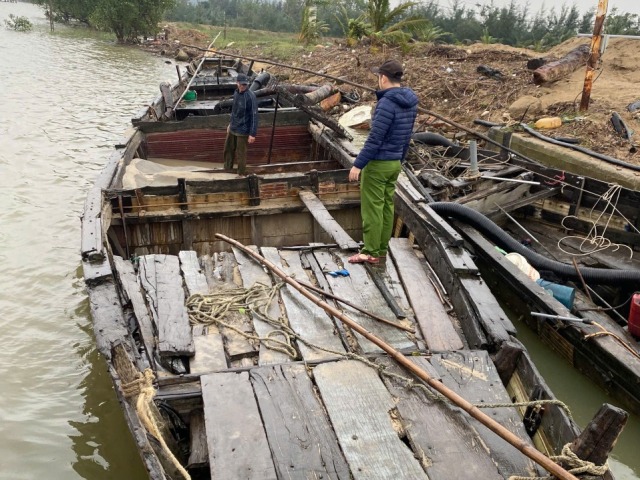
[230, 88, 258, 137]
[353, 87, 419, 169]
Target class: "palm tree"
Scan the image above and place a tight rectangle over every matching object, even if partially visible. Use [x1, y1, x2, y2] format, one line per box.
[365, 0, 428, 35]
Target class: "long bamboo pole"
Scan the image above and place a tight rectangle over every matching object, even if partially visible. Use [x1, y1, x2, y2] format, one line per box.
[172, 32, 221, 112]
[215, 233, 579, 480]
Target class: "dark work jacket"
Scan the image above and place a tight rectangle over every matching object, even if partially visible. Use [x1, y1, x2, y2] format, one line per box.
[230, 88, 258, 137]
[353, 87, 419, 169]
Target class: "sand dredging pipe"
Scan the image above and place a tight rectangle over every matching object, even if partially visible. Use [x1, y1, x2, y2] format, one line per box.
[429, 202, 640, 286]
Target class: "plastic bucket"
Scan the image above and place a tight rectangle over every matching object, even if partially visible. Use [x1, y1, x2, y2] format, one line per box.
[184, 90, 197, 101]
[536, 279, 575, 309]
[628, 293, 640, 338]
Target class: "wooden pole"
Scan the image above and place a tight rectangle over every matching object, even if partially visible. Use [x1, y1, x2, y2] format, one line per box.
[214, 233, 580, 480]
[579, 0, 609, 112]
[172, 32, 221, 113]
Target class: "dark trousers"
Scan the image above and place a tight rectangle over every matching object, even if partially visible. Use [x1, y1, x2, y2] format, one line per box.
[223, 131, 249, 175]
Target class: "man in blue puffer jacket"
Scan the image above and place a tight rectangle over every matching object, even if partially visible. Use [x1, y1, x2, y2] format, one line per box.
[348, 59, 418, 264]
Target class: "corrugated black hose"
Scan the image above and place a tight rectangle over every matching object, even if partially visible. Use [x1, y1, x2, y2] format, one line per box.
[430, 202, 640, 286]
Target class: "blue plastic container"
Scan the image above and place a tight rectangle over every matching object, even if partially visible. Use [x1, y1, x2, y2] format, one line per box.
[536, 279, 575, 309]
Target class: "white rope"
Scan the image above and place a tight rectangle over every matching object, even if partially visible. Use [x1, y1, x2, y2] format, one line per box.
[558, 184, 634, 259]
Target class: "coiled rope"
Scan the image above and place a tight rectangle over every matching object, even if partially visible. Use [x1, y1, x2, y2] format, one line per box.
[186, 283, 297, 358]
[186, 283, 574, 420]
[508, 443, 609, 480]
[122, 369, 191, 480]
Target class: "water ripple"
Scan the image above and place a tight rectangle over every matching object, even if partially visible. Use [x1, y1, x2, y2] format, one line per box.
[0, 3, 175, 479]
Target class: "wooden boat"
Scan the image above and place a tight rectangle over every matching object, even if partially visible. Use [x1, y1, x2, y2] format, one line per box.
[80, 60, 626, 479]
[401, 130, 640, 416]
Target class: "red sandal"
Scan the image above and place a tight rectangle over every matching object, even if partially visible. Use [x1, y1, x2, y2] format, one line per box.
[348, 253, 380, 264]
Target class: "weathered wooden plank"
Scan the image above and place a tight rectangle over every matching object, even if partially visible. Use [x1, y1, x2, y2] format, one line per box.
[394, 188, 487, 349]
[113, 256, 156, 367]
[200, 252, 257, 362]
[139, 255, 194, 357]
[87, 281, 130, 360]
[187, 409, 208, 469]
[378, 247, 422, 346]
[459, 275, 514, 342]
[430, 351, 542, 478]
[233, 246, 292, 365]
[250, 364, 351, 479]
[179, 250, 209, 296]
[81, 186, 106, 262]
[313, 360, 429, 480]
[389, 238, 463, 351]
[261, 247, 345, 361]
[314, 249, 415, 353]
[189, 325, 227, 374]
[299, 190, 360, 250]
[379, 356, 502, 480]
[201, 372, 277, 479]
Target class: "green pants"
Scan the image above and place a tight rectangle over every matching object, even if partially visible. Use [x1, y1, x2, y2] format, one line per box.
[360, 160, 401, 257]
[223, 131, 249, 175]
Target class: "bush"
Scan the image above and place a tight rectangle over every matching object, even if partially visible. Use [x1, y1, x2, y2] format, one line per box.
[4, 14, 33, 32]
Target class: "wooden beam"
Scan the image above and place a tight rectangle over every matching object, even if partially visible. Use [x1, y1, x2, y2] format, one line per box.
[299, 190, 360, 250]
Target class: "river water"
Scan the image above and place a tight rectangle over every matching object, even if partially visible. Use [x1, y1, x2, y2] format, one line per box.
[0, 3, 638, 480]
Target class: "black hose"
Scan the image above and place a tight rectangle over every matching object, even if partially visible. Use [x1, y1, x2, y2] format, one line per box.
[412, 132, 456, 148]
[430, 202, 640, 286]
[520, 123, 640, 173]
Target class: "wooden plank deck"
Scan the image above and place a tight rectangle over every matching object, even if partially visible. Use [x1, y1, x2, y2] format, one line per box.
[430, 350, 542, 478]
[251, 364, 351, 479]
[138, 254, 194, 357]
[299, 190, 360, 250]
[379, 356, 502, 480]
[261, 247, 346, 361]
[314, 249, 415, 353]
[313, 360, 429, 479]
[201, 371, 277, 479]
[389, 238, 464, 351]
[123, 246, 553, 480]
[233, 246, 293, 366]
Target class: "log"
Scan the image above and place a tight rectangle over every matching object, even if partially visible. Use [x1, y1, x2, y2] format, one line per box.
[299, 83, 337, 105]
[533, 44, 590, 85]
[569, 403, 628, 468]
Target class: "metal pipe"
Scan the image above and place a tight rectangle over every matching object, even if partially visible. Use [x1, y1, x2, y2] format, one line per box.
[494, 203, 540, 244]
[480, 176, 540, 185]
[469, 140, 479, 176]
[266, 91, 280, 164]
[531, 312, 593, 324]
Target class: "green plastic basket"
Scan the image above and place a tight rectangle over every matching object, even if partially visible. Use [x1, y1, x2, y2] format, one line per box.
[184, 90, 197, 101]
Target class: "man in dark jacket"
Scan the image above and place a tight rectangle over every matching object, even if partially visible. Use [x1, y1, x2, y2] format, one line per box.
[348, 59, 418, 264]
[223, 73, 258, 176]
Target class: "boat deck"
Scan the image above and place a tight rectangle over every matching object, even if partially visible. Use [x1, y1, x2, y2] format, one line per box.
[112, 239, 548, 479]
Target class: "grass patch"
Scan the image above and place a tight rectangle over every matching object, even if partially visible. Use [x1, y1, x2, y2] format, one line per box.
[172, 22, 321, 60]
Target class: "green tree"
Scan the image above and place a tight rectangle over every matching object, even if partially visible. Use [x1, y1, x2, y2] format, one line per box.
[91, 0, 176, 43]
[299, 0, 329, 44]
[364, 0, 429, 44]
[605, 8, 640, 35]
